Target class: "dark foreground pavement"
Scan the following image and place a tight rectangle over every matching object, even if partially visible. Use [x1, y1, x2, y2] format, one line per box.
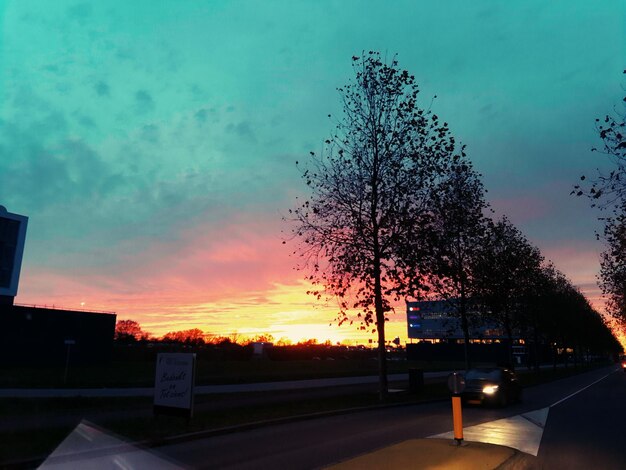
[328, 438, 533, 470]
[37, 432, 534, 469]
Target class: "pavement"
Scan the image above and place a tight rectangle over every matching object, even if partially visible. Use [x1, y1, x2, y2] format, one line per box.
[325, 403, 549, 469]
[37, 422, 538, 470]
[323, 408, 544, 469]
[326, 405, 547, 469]
[9, 365, 598, 468]
[326, 368, 619, 469]
[32, 397, 551, 470]
[327, 438, 535, 470]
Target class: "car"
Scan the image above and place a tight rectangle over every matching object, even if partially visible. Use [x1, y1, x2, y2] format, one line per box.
[621, 359, 626, 371]
[461, 367, 522, 407]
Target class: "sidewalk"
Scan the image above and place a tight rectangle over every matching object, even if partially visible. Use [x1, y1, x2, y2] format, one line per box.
[37, 430, 537, 470]
[327, 438, 536, 470]
[0, 371, 450, 398]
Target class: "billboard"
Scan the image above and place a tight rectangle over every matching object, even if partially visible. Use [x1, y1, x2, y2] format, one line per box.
[406, 299, 505, 340]
[407, 300, 462, 339]
[0, 207, 28, 298]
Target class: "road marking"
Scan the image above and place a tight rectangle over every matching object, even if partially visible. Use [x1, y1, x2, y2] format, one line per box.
[429, 368, 618, 456]
[520, 407, 549, 429]
[428, 407, 549, 456]
[549, 369, 617, 408]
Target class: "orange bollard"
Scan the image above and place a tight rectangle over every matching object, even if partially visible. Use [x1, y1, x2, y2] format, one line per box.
[452, 395, 463, 443]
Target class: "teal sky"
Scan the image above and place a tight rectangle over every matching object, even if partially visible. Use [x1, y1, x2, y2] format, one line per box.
[1, 0, 624, 340]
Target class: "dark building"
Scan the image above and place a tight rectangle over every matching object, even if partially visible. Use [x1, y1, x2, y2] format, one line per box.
[0, 206, 116, 366]
[0, 206, 28, 306]
[0, 304, 116, 366]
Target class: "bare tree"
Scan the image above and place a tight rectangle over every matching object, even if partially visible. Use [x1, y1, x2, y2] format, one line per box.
[574, 70, 626, 330]
[574, 70, 626, 210]
[287, 52, 465, 399]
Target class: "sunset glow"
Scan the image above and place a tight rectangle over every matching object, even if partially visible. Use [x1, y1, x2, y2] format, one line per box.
[2, 1, 624, 344]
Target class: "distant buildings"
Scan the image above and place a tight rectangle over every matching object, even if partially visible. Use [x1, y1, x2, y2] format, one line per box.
[406, 300, 526, 365]
[0, 206, 116, 366]
[406, 300, 509, 342]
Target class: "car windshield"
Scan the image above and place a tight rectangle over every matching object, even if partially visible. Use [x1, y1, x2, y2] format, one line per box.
[465, 369, 502, 381]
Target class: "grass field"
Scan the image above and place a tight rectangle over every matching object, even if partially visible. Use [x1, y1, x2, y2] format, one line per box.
[0, 358, 482, 388]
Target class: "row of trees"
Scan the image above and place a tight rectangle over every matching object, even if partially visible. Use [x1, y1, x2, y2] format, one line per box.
[575, 70, 626, 331]
[114, 320, 304, 346]
[288, 52, 620, 400]
[434, 215, 620, 371]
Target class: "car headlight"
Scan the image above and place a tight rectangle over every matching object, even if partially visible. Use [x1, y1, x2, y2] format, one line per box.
[482, 385, 499, 395]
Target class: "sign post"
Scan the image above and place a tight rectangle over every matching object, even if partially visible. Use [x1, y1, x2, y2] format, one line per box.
[154, 353, 196, 418]
[447, 372, 466, 446]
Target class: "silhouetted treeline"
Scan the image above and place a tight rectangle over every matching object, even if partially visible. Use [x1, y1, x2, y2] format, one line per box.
[110, 336, 398, 363]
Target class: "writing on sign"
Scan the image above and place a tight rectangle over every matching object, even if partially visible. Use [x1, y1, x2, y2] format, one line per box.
[154, 353, 195, 414]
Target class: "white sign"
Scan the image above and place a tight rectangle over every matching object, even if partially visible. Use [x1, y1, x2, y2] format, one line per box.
[154, 353, 195, 415]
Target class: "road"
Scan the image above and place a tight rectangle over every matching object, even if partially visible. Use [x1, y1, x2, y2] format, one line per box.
[535, 368, 626, 469]
[150, 366, 624, 469]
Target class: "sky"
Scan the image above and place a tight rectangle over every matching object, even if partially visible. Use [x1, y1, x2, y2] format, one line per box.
[1, 0, 624, 344]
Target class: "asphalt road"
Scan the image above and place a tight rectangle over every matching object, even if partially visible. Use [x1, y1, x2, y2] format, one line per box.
[153, 366, 621, 469]
[533, 368, 626, 469]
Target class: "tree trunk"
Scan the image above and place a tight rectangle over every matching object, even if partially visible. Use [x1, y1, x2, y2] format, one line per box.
[374, 255, 388, 402]
[376, 310, 388, 402]
[370, 125, 387, 402]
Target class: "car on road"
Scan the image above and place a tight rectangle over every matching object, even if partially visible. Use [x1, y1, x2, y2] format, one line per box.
[461, 367, 522, 407]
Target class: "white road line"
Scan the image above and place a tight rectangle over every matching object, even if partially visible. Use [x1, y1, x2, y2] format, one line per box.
[549, 368, 618, 408]
[429, 410, 549, 456]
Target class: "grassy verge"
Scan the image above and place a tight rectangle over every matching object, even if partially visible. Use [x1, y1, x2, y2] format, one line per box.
[0, 359, 479, 388]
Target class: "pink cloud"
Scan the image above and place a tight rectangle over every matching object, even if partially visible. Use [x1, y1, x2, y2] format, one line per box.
[16, 209, 610, 341]
[15, 212, 317, 337]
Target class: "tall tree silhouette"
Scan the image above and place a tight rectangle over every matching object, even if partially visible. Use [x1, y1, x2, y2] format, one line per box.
[599, 207, 626, 325]
[287, 52, 465, 399]
[574, 70, 626, 329]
